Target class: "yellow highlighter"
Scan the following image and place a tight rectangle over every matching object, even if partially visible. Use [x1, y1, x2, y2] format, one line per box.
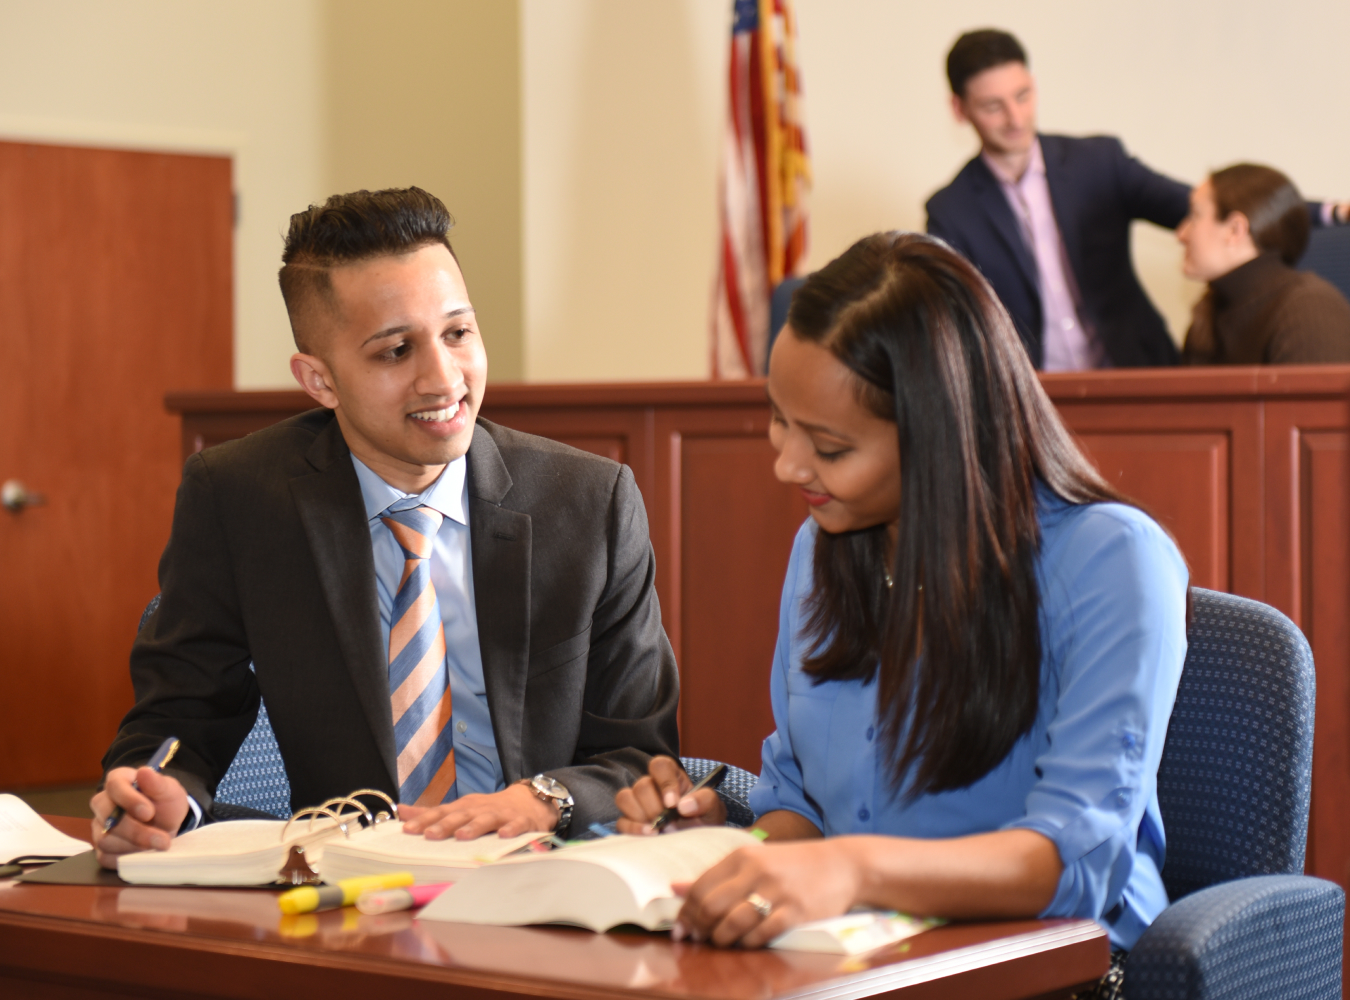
[278, 872, 415, 915]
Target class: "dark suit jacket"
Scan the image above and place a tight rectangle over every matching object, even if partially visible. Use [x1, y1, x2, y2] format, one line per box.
[926, 134, 1189, 368]
[104, 410, 680, 830]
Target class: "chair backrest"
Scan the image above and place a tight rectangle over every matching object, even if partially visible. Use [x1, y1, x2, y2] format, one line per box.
[139, 595, 293, 818]
[680, 757, 757, 827]
[767, 277, 807, 364]
[1155, 588, 1315, 900]
[1299, 224, 1350, 304]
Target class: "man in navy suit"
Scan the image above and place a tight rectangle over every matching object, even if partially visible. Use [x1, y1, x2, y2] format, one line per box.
[926, 30, 1346, 370]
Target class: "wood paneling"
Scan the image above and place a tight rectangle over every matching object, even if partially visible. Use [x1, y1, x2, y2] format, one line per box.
[0, 141, 232, 788]
[1073, 432, 1230, 591]
[165, 368, 1350, 907]
[662, 416, 806, 772]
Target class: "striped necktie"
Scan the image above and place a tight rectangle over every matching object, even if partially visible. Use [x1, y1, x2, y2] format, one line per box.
[381, 505, 457, 806]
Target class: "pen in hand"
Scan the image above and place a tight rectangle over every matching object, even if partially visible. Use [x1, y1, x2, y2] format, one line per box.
[101, 736, 181, 836]
[651, 763, 727, 833]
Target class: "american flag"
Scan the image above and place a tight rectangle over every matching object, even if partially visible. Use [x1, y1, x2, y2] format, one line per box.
[711, 0, 811, 379]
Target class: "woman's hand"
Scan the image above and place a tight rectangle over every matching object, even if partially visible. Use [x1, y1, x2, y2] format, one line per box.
[674, 839, 864, 948]
[615, 755, 727, 834]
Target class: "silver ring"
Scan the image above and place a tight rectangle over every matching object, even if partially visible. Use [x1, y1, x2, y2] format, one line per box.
[745, 892, 773, 919]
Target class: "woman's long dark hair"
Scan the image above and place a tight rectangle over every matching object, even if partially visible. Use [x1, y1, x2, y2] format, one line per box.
[791, 233, 1134, 797]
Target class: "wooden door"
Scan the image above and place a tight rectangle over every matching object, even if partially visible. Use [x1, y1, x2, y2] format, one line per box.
[0, 141, 232, 788]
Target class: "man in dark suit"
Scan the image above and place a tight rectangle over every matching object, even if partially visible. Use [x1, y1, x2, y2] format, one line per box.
[93, 188, 679, 866]
[925, 30, 1347, 370]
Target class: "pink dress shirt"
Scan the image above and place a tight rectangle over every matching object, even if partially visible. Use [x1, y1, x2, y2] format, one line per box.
[983, 141, 1106, 371]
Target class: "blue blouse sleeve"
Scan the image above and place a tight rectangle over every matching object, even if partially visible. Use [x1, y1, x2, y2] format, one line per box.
[747, 521, 825, 829]
[1007, 505, 1188, 922]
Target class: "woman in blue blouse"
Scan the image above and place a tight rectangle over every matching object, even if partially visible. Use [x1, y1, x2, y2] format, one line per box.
[616, 233, 1188, 975]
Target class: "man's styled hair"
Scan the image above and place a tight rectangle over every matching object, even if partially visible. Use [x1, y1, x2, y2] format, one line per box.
[279, 186, 457, 353]
[1210, 164, 1310, 266]
[946, 29, 1027, 97]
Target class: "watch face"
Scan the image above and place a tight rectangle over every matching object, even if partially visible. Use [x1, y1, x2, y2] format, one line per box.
[532, 776, 566, 800]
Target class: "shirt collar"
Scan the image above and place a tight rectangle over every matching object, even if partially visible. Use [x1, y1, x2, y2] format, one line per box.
[982, 137, 1045, 188]
[350, 454, 468, 526]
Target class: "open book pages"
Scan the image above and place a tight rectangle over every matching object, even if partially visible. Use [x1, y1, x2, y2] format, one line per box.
[319, 822, 543, 884]
[418, 826, 762, 933]
[117, 819, 305, 885]
[0, 794, 91, 863]
[768, 911, 942, 955]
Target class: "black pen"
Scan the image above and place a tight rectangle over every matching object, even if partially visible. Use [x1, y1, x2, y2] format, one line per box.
[651, 763, 727, 833]
[102, 736, 181, 835]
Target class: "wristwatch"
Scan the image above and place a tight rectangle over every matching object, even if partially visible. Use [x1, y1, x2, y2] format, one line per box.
[519, 773, 574, 835]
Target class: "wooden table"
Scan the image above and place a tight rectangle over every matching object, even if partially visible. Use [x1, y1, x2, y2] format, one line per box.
[0, 817, 1107, 1000]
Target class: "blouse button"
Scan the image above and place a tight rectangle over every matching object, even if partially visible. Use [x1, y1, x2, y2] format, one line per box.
[865, 726, 874, 742]
[858, 806, 870, 822]
[455, 720, 468, 734]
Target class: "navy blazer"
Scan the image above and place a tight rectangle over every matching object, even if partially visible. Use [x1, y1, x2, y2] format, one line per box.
[926, 134, 1188, 368]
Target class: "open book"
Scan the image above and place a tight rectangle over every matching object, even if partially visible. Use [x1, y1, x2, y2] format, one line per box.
[0, 794, 91, 863]
[320, 822, 541, 883]
[118, 819, 316, 886]
[419, 827, 761, 932]
[116, 817, 541, 886]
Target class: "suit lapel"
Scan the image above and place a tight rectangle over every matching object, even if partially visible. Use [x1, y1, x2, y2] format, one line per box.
[465, 423, 533, 783]
[289, 417, 397, 788]
[970, 157, 1039, 296]
[1042, 136, 1086, 291]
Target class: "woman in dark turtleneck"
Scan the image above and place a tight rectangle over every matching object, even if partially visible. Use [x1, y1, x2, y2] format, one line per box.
[1179, 163, 1350, 364]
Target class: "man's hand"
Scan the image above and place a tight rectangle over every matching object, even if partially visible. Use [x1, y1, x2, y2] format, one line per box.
[90, 767, 190, 870]
[1334, 201, 1350, 225]
[615, 755, 727, 834]
[399, 783, 557, 840]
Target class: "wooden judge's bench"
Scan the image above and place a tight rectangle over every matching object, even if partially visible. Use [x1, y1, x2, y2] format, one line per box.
[166, 365, 1350, 904]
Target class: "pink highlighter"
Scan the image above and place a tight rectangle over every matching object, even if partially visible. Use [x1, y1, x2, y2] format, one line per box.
[355, 882, 452, 915]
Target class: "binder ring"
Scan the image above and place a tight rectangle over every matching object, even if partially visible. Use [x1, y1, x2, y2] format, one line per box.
[281, 805, 350, 843]
[319, 795, 373, 828]
[346, 788, 398, 823]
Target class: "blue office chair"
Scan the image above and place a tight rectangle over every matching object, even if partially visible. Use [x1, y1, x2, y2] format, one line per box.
[1299, 224, 1350, 304]
[1125, 588, 1343, 999]
[136, 597, 758, 825]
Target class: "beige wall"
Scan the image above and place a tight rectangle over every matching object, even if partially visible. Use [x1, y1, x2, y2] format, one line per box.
[795, 0, 1350, 349]
[4, 2, 1347, 387]
[327, 0, 523, 382]
[0, 0, 523, 389]
[521, 0, 725, 382]
[524, 0, 1350, 377]
[0, 0, 327, 390]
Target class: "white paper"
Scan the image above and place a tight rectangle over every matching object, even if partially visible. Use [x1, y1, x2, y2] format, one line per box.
[0, 794, 92, 862]
[769, 910, 940, 954]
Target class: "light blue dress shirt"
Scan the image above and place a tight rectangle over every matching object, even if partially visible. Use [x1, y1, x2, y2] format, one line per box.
[351, 455, 505, 799]
[748, 488, 1189, 950]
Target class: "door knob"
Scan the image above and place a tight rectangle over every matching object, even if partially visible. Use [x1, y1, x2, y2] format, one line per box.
[1, 480, 46, 513]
